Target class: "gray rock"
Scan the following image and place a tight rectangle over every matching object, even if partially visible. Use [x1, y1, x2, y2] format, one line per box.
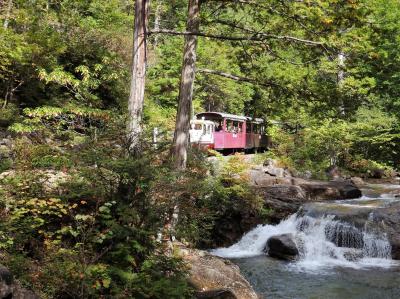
[300, 201, 400, 260]
[372, 202, 400, 260]
[179, 246, 259, 299]
[0, 265, 13, 285]
[369, 168, 387, 179]
[343, 249, 364, 262]
[265, 233, 299, 260]
[264, 165, 285, 177]
[351, 177, 365, 186]
[326, 166, 342, 180]
[263, 158, 276, 167]
[301, 171, 313, 179]
[262, 158, 286, 177]
[195, 289, 237, 299]
[300, 181, 361, 201]
[260, 181, 361, 223]
[261, 185, 307, 222]
[0, 264, 38, 299]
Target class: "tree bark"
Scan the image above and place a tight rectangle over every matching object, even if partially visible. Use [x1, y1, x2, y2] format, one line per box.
[127, 0, 150, 153]
[338, 51, 346, 116]
[149, 28, 325, 46]
[153, 0, 162, 48]
[3, 0, 12, 29]
[172, 0, 201, 170]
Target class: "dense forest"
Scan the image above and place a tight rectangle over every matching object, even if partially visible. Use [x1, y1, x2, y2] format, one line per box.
[1, 0, 400, 298]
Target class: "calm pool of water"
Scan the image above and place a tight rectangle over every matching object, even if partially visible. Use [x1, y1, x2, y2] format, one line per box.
[233, 255, 400, 299]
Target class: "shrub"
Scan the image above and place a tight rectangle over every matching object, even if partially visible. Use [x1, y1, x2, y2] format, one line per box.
[0, 125, 194, 298]
[0, 103, 19, 127]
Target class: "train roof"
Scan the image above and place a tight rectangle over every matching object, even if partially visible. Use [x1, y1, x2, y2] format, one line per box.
[196, 112, 264, 123]
[246, 116, 264, 124]
[190, 119, 214, 125]
[196, 112, 247, 121]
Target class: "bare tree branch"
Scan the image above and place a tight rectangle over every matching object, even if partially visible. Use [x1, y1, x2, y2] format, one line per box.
[198, 68, 278, 88]
[212, 19, 326, 46]
[149, 28, 325, 46]
[198, 68, 319, 101]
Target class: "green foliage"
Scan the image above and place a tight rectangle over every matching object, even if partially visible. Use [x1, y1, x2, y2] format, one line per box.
[0, 123, 193, 298]
[9, 105, 111, 135]
[173, 153, 269, 247]
[3, 0, 400, 296]
[268, 105, 399, 177]
[0, 103, 19, 127]
[216, 154, 266, 214]
[0, 158, 12, 173]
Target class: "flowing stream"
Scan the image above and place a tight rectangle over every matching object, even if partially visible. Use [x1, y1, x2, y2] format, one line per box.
[211, 183, 400, 298]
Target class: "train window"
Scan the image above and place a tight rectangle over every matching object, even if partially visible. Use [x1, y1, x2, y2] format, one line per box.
[232, 121, 243, 133]
[215, 120, 223, 131]
[226, 121, 233, 132]
[203, 125, 207, 134]
[206, 125, 211, 134]
[232, 121, 238, 133]
[253, 124, 258, 134]
[238, 122, 243, 133]
[246, 123, 251, 133]
[193, 124, 202, 130]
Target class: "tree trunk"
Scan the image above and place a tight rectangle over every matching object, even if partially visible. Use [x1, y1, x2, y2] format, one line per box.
[338, 51, 346, 116]
[127, 0, 150, 153]
[172, 0, 200, 170]
[153, 0, 162, 48]
[337, 52, 346, 84]
[3, 0, 12, 29]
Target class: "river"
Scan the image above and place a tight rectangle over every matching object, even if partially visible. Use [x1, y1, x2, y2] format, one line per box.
[211, 183, 400, 299]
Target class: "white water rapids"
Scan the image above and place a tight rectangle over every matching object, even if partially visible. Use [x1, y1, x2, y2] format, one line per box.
[211, 212, 396, 270]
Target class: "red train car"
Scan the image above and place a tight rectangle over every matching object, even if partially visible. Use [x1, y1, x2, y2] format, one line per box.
[189, 112, 270, 152]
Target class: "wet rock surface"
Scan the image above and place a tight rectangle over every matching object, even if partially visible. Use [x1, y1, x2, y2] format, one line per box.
[210, 210, 263, 248]
[265, 234, 299, 261]
[301, 200, 400, 260]
[373, 202, 400, 260]
[211, 161, 363, 247]
[259, 180, 362, 223]
[177, 245, 259, 299]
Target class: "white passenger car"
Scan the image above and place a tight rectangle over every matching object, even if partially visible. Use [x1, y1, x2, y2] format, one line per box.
[189, 119, 215, 147]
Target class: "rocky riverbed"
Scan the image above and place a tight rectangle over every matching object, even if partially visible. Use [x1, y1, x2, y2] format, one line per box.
[210, 158, 363, 248]
[210, 180, 400, 298]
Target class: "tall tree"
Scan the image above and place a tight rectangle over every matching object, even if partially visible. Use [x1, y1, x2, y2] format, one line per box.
[172, 0, 201, 169]
[2, 0, 12, 29]
[127, 0, 150, 152]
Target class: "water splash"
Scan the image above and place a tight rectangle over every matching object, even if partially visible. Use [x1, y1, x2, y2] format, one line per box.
[211, 213, 395, 270]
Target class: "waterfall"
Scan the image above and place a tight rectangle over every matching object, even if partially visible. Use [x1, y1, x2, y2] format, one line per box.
[211, 213, 394, 270]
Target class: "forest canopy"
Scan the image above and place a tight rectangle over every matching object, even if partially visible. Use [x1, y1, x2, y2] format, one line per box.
[1, 0, 400, 298]
[1, 0, 399, 168]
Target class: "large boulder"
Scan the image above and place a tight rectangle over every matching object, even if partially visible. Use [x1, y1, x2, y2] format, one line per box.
[350, 176, 365, 186]
[207, 209, 264, 248]
[0, 264, 38, 299]
[261, 185, 307, 222]
[265, 234, 299, 260]
[263, 159, 286, 177]
[212, 159, 362, 247]
[195, 289, 237, 299]
[300, 201, 400, 260]
[373, 202, 400, 260]
[178, 246, 259, 299]
[299, 181, 362, 201]
[259, 181, 361, 223]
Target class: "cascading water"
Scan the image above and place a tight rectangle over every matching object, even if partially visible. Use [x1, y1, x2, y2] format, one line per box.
[211, 212, 394, 270]
[212, 185, 400, 298]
